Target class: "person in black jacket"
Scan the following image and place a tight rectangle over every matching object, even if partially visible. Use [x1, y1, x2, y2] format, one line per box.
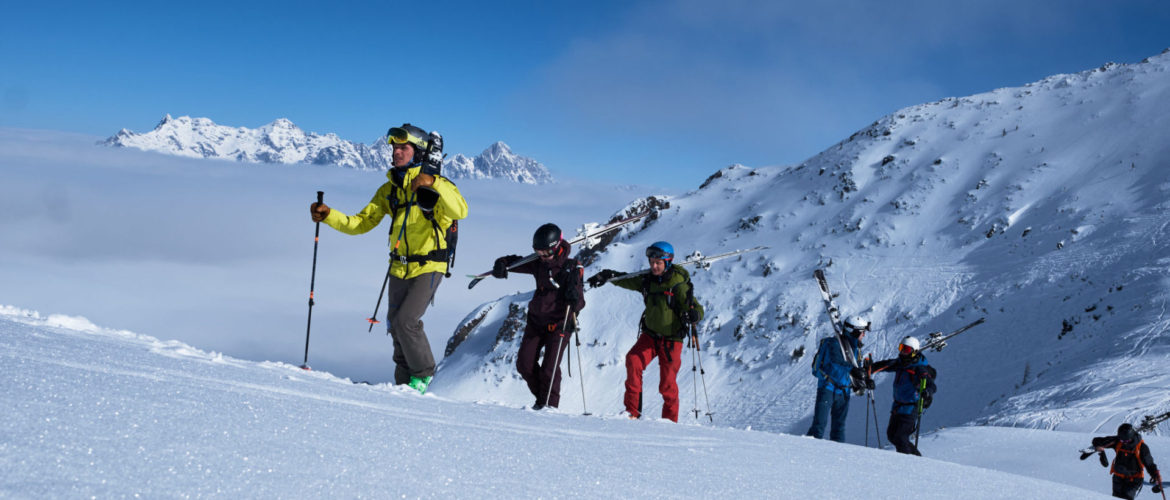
[492, 223, 585, 409]
[1092, 423, 1162, 499]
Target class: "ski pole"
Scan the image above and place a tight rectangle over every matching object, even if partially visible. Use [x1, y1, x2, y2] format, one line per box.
[869, 392, 883, 448]
[914, 377, 927, 448]
[690, 334, 700, 420]
[692, 323, 713, 423]
[544, 306, 573, 408]
[572, 313, 590, 415]
[865, 390, 871, 447]
[301, 191, 324, 370]
[366, 264, 391, 332]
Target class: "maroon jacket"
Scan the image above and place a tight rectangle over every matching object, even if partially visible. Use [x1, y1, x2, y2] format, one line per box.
[510, 240, 585, 328]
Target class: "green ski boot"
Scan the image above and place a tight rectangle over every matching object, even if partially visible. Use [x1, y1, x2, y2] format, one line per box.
[408, 375, 433, 394]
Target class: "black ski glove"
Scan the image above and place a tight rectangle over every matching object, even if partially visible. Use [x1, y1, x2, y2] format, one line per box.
[558, 280, 581, 309]
[921, 392, 933, 409]
[682, 308, 700, 324]
[587, 269, 620, 288]
[492, 255, 522, 279]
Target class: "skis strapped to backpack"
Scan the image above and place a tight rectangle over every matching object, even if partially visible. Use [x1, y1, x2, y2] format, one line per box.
[466, 211, 650, 289]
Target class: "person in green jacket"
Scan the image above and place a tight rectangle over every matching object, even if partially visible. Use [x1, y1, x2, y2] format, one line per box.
[587, 241, 703, 422]
[310, 123, 468, 394]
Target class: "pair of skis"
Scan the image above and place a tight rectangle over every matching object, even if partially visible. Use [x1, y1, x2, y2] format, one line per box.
[465, 211, 650, 290]
[603, 246, 770, 284]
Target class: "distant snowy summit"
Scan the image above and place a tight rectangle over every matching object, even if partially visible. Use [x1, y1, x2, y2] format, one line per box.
[101, 115, 553, 184]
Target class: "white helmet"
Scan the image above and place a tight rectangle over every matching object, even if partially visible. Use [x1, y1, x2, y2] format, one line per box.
[899, 336, 921, 353]
[842, 316, 870, 338]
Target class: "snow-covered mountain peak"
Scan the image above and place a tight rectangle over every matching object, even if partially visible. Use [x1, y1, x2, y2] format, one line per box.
[102, 116, 554, 183]
[439, 51, 1170, 437]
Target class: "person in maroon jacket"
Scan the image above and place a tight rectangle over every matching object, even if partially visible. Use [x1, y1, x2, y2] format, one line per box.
[492, 223, 586, 409]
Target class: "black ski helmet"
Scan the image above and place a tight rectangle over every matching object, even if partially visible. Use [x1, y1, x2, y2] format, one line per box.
[1118, 423, 1138, 442]
[387, 123, 430, 164]
[532, 223, 562, 252]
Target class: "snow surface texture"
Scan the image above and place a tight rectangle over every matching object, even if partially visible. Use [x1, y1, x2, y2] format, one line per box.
[439, 52, 1170, 439]
[0, 306, 1124, 498]
[102, 115, 553, 184]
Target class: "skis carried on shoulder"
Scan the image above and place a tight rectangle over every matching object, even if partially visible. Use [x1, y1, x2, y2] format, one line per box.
[813, 269, 862, 371]
[466, 211, 649, 289]
[919, 317, 986, 352]
[606, 246, 770, 282]
[1139, 411, 1170, 433]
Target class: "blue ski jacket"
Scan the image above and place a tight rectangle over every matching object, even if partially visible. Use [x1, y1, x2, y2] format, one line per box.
[874, 354, 937, 415]
[811, 336, 860, 396]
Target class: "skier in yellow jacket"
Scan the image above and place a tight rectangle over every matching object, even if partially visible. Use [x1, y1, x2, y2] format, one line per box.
[310, 123, 468, 394]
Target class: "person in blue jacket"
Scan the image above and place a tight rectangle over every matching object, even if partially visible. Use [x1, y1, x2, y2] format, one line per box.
[870, 335, 937, 456]
[806, 316, 871, 442]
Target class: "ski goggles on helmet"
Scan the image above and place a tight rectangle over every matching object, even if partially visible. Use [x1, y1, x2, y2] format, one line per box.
[387, 126, 429, 150]
[645, 247, 673, 261]
[898, 343, 916, 355]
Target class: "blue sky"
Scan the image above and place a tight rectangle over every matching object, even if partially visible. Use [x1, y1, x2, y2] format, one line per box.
[2, 0, 1168, 189]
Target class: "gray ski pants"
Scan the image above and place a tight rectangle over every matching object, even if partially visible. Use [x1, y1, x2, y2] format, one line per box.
[386, 272, 442, 384]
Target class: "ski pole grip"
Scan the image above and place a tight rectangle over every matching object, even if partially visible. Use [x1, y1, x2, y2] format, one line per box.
[316, 191, 324, 204]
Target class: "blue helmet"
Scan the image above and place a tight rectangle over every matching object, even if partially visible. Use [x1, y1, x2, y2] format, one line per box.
[645, 241, 674, 265]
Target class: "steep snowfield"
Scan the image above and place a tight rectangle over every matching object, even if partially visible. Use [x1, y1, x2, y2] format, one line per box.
[0, 306, 1124, 498]
[438, 51, 1170, 438]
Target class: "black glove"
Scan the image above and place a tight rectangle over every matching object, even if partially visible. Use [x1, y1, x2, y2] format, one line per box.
[492, 255, 521, 279]
[1152, 473, 1162, 493]
[1153, 485, 1162, 494]
[558, 281, 581, 309]
[921, 392, 933, 409]
[587, 269, 620, 288]
[421, 131, 443, 177]
[682, 308, 700, 324]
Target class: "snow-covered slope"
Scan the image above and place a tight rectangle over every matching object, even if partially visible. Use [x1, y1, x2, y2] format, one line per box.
[0, 305, 1121, 498]
[438, 50, 1170, 438]
[102, 115, 553, 183]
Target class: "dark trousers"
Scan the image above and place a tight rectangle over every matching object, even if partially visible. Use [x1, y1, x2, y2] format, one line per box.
[624, 334, 683, 422]
[806, 385, 850, 442]
[386, 273, 442, 384]
[516, 323, 572, 407]
[887, 412, 921, 456]
[1111, 476, 1143, 500]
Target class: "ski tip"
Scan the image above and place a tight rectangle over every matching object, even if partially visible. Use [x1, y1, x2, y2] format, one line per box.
[468, 277, 484, 289]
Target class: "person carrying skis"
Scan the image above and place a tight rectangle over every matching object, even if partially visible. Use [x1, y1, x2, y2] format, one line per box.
[491, 223, 585, 409]
[309, 123, 468, 394]
[806, 316, 871, 442]
[1091, 423, 1162, 499]
[587, 241, 703, 422]
[869, 336, 936, 456]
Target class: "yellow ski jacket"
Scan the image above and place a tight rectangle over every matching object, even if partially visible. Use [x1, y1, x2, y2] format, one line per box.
[323, 166, 468, 280]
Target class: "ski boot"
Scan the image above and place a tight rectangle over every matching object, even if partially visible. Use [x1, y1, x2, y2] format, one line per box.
[408, 375, 433, 394]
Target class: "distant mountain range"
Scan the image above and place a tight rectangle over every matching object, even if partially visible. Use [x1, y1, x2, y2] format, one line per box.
[101, 115, 553, 184]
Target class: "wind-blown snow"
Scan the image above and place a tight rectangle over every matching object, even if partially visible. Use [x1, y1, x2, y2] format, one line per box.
[0, 306, 1121, 498]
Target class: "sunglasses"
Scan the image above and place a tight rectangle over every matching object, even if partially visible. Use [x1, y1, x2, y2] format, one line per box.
[536, 248, 554, 257]
[386, 127, 428, 150]
[899, 344, 916, 355]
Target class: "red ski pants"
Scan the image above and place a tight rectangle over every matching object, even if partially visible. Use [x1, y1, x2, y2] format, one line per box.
[624, 333, 683, 422]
